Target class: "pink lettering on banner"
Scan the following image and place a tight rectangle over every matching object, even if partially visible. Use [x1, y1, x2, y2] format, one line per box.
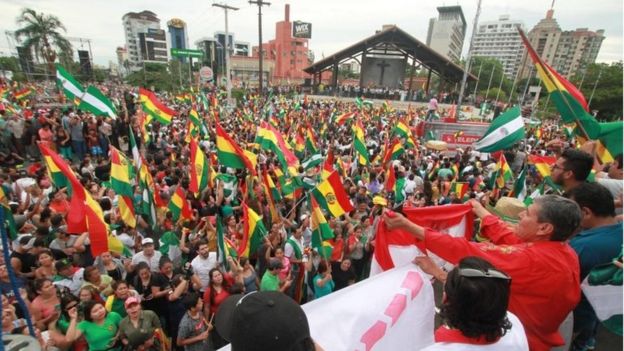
[359, 320, 387, 351]
[357, 271, 425, 351]
[384, 294, 407, 326]
[401, 271, 424, 300]
[440, 134, 481, 145]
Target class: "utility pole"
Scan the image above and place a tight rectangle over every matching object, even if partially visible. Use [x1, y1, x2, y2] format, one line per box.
[456, 0, 482, 110]
[249, 0, 270, 96]
[213, 2, 239, 103]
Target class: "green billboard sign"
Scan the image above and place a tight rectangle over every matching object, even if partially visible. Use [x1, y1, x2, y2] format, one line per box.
[170, 48, 203, 58]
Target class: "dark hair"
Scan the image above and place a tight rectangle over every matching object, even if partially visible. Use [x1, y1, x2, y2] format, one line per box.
[534, 195, 582, 241]
[566, 182, 616, 218]
[615, 154, 623, 170]
[83, 266, 100, 283]
[159, 256, 173, 269]
[111, 280, 128, 292]
[208, 268, 231, 309]
[561, 149, 593, 181]
[34, 278, 52, 293]
[182, 292, 201, 311]
[82, 300, 105, 322]
[317, 261, 329, 275]
[440, 257, 512, 342]
[136, 261, 151, 274]
[60, 293, 80, 319]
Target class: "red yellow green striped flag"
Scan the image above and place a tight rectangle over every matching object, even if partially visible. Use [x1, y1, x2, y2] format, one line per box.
[393, 121, 410, 139]
[110, 147, 136, 228]
[305, 126, 318, 154]
[261, 169, 281, 223]
[333, 111, 355, 125]
[451, 182, 469, 199]
[139, 88, 176, 125]
[353, 120, 370, 165]
[168, 187, 193, 222]
[322, 149, 335, 180]
[13, 87, 33, 100]
[528, 155, 556, 180]
[311, 171, 355, 218]
[189, 138, 209, 194]
[495, 154, 513, 189]
[519, 29, 600, 140]
[216, 121, 257, 175]
[310, 196, 334, 259]
[238, 203, 268, 257]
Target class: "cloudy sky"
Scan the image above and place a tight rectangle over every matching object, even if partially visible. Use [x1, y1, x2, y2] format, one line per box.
[0, 0, 621, 66]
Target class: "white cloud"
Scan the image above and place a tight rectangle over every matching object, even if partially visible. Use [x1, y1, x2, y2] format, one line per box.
[0, 0, 621, 66]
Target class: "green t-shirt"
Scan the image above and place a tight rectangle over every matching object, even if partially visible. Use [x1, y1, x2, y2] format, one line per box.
[77, 311, 122, 351]
[260, 272, 280, 291]
[110, 298, 127, 318]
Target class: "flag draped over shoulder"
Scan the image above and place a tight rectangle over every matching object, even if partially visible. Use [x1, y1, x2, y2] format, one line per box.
[56, 64, 84, 102]
[372, 204, 474, 274]
[310, 197, 334, 259]
[189, 138, 209, 194]
[311, 171, 354, 218]
[239, 203, 267, 257]
[110, 147, 136, 228]
[519, 29, 600, 139]
[215, 121, 257, 175]
[473, 106, 525, 152]
[139, 88, 176, 125]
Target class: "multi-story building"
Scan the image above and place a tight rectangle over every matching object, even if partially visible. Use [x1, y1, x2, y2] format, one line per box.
[251, 4, 312, 84]
[470, 15, 525, 79]
[516, 8, 604, 79]
[167, 18, 189, 62]
[426, 6, 466, 62]
[122, 10, 168, 70]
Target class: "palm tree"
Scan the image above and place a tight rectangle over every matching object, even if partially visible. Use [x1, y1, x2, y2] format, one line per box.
[14, 8, 72, 78]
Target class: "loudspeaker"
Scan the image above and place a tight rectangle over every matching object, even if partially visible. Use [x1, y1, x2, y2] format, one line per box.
[78, 50, 92, 77]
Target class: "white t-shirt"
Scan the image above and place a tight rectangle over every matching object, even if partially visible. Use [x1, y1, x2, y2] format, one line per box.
[421, 312, 529, 351]
[131, 250, 162, 272]
[191, 252, 218, 290]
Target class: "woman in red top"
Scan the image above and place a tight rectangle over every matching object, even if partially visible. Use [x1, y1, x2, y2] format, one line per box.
[202, 267, 235, 349]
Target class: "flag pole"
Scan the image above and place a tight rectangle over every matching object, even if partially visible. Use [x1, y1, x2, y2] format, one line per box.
[517, 27, 591, 141]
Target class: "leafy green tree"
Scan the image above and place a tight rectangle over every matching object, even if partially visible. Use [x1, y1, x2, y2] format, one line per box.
[125, 62, 177, 92]
[573, 62, 623, 121]
[0, 56, 27, 81]
[14, 8, 72, 79]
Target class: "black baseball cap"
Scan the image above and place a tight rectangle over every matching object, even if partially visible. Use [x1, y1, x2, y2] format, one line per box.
[215, 291, 312, 351]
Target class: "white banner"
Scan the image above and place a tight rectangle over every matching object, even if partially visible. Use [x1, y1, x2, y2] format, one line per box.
[219, 265, 435, 351]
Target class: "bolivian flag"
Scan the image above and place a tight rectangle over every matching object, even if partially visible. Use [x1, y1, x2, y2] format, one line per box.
[311, 171, 354, 218]
[189, 138, 209, 194]
[39, 143, 123, 256]
[310, 196, 334, 259]
[528, 155, 556, 180]
[238, 203, 268, 257]
[139, 88, 176, 125]
[333, 112, 354, 126]
[305, 127, 318, 154]
[393, 121, 410, 139]
[322, 149, 335, 180]
[261, 169, 281, 223]
[353, 120, 370, 165]
[451, 182, 469, 199]
[168, 187, 193, 222]
[13, 87, 32, 100]
[519, 29, 600, 139]
[216, 121, 257, 175]
[495, 154, 513, 189]
[110, 147, 136, 228]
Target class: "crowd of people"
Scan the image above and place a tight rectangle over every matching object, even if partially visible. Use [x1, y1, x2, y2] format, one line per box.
[0, 78, 622, 351]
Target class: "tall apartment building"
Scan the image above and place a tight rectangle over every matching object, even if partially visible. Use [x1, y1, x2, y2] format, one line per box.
[470, 15, 525, 78]
[252, 4, 311, 84]
[168, 18, 189, 62]
[426, 6, 467, 62]
[516, 8, 604, 79]
[122, 11, 168, 70]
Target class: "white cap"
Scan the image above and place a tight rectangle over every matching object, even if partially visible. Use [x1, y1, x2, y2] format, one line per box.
[141, 237, 154, 246]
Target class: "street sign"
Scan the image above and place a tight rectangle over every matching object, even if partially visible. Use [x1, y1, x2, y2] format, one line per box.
[170, 48, 203, 58]
[199, 66, 214, 82]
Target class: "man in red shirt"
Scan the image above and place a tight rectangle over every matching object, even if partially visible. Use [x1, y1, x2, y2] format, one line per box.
[383, 195, 582, 351]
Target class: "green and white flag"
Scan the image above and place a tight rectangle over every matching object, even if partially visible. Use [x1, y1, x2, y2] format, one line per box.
[302, 153, 323, 171]
[55, 64, 84, 101]
[159, 231, 182, 265]
[474, 106, 525, 153]
[216, 173, 238, 201]
[524, 182, 544, 206]
[513, 167, 527, 201]
[79, 86, 117, 119]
